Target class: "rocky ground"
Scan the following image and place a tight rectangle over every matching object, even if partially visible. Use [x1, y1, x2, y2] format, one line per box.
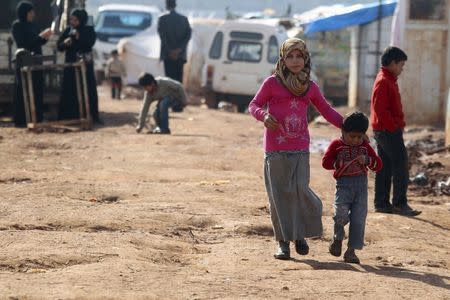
[0, 86, 449, 299]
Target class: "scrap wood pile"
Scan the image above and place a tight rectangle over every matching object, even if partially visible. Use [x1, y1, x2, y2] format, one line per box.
[407, 135, 450, 197]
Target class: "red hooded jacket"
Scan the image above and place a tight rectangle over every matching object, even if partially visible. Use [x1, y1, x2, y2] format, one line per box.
[370, 67, 405, 132]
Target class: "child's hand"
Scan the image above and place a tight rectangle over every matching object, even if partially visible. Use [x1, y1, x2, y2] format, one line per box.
[263, 113, 279, 130]
[63, 37, 72, 46]
[356, 155, 366, 165]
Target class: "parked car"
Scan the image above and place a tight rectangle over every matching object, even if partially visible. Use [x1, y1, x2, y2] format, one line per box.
[93, 4, 161, 82]
[201, 19, 287, 112]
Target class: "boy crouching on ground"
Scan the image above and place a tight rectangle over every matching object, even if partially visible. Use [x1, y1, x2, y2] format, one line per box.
[136, 73, 187, 134]
[322, 112, 382, 264]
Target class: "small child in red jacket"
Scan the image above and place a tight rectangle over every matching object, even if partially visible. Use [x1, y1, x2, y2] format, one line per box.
[322, 112, 382, 264]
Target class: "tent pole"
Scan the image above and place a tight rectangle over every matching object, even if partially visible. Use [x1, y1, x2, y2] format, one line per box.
[376, 0, 382, 71]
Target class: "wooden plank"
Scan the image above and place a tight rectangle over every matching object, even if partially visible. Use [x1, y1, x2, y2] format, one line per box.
[20, 70, 31, 125]
[80, 61, 92, 123]
[26, 69, 37, 126]
[27, 119, 90, 129]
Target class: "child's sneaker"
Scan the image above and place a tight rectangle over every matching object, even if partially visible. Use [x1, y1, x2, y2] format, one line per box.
[295, 239, 309, 255]
[329, 239, 342, 257]
[274, 241, 290, 260]
[343, 248, 360, 264]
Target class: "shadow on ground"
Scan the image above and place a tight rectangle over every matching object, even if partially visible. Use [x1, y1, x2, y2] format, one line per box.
[295, 259, 450, 290]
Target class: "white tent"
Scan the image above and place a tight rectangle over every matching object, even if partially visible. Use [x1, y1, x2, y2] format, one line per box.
[118, 25, 163, 85]
[118, 18, 223, 94]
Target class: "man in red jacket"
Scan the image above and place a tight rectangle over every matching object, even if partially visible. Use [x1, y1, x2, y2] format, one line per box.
[370, 46, 421, 216]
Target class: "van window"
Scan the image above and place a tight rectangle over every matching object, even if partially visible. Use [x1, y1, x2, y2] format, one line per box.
[228, 41, 262, 62]
[267, 36, 279, 64]
[209, 31, 223, 59]
[229, 31, 263, 40]
[95, 11, 152, 32]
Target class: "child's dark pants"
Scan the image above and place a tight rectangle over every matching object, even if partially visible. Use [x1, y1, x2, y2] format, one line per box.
[373, 129, 409, 209]
[111, 77, 122, 99]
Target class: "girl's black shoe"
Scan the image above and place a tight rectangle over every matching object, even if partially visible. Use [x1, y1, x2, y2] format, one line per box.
[295, 239, 309, 255]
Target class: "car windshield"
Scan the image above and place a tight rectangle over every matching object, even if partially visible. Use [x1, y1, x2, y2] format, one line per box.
[95, 11, 152, 32]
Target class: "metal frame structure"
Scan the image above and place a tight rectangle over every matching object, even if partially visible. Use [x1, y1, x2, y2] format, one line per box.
[20, 60, 92, 130]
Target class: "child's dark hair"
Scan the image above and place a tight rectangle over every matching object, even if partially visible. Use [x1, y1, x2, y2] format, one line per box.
[342, 111, 369, 133]
[110, 49, 118, 55]
[138, 73, 156, 86]
[381, 46, 407, 67]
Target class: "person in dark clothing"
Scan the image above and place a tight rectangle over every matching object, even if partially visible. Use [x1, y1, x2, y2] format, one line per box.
[157, 0, 191, 83]
[57, 9, 101, 123]
[11, 1, 53, 127]
[370, 47, 421, 216]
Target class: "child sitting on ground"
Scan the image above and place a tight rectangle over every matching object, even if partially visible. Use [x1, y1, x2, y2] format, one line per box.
[322, 112, 382, 264]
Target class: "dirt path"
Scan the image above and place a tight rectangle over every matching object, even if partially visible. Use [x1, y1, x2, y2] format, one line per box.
[0, 88, 449, 299]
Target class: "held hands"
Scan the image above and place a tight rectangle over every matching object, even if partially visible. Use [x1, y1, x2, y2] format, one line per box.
[169, 48, 182, 60]
[356, 155, 367, 166]
[39, 28, 53, 40]
[263, 113, 279, 130]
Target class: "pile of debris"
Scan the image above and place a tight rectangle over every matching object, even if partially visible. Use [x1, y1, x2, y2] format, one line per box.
[406, 135, 450, 196]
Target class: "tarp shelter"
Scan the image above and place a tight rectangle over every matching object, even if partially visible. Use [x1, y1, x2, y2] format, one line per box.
[301, 0, 397, 36]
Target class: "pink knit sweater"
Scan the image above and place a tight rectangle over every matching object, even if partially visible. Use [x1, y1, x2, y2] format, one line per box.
[249, 75, 343, 152]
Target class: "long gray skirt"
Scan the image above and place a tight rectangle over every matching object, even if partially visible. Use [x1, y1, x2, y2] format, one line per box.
[264, 151, 323, 241]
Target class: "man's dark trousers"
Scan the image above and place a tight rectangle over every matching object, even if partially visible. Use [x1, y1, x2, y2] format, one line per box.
[374, 129, 409, 209]
[163, 59, 184, 83]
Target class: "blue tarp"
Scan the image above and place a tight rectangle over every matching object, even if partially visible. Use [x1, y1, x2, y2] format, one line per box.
[303, 0, 397, 36]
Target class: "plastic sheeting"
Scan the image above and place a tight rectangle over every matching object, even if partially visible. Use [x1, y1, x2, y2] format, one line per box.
[118, 18, 223, 88]
[302, 0, 397, 36]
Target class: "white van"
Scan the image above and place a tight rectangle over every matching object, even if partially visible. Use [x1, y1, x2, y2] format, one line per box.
[202, 19, 288, 112]
[93, 4, 161, 81]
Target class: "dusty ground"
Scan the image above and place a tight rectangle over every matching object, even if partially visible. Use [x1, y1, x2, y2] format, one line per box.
[0, 86, 449, 299]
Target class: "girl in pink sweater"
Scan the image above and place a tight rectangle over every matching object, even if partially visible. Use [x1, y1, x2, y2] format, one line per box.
[249, 38, 343, 260]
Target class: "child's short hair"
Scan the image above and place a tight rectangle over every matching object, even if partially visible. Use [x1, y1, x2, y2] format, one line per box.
[342, 111, 369, 133]
[110, 49, 118, 55]
[138, 73, 156, 86]
[381, 46, 407, 67]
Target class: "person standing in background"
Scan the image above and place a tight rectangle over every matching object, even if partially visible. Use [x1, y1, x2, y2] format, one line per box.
[157, 0, 191, 83]
[370, 46, 420, 216]
[11, 1, 53, 127]
[105, 49, 126, 100]
[57, 9, 101, 124]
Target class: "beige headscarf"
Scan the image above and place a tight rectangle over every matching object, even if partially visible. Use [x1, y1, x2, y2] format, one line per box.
[275, 38, 311, 96]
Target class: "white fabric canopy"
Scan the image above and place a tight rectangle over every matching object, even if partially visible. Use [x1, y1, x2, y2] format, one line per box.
[118, 18, 223, 88]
